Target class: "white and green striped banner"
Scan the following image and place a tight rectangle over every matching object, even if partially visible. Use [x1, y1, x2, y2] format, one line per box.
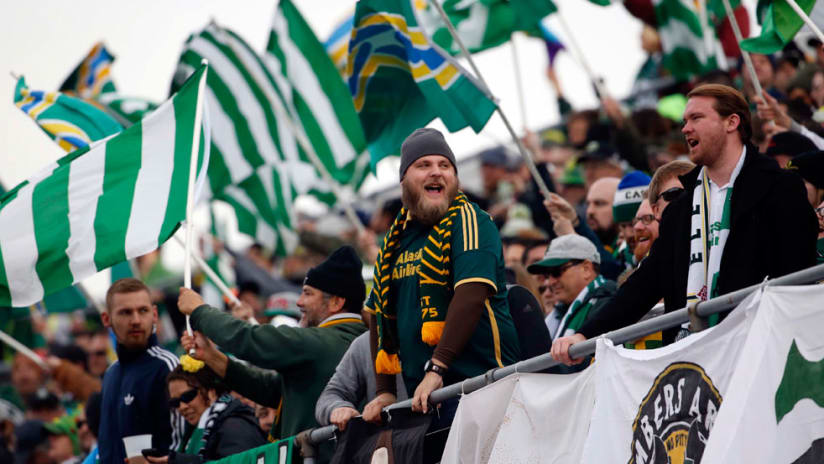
[264, 0, 370, 204]
[214, 164, 298, 256]
[0, 64, 209, 307]
[654, 0, 718, 80]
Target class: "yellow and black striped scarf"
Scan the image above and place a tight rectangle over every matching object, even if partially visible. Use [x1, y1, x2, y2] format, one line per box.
[371, 192, 470, 374]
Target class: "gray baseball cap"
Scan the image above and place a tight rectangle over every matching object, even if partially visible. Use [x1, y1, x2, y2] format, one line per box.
[527, 234, 600, 274]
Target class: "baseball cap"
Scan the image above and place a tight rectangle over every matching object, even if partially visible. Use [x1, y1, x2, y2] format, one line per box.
[527, 235, 600, 274]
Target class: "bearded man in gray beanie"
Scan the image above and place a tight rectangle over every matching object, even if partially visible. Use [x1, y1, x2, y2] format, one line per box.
[362, 128, 521, 426]
[177, 246, 367, 442]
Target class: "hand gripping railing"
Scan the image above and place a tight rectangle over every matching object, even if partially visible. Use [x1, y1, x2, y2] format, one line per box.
[298, 262, 824, 462]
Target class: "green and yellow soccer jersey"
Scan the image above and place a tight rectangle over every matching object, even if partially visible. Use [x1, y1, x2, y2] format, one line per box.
[366, 202, 521, 396]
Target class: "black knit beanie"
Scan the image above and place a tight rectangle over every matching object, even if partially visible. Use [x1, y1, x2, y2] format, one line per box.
[399, 128, 457, 179]
[303, 245, 366, 309]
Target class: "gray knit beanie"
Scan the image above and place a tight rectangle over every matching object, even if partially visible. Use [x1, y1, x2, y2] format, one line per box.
[399, 128, 457, 179]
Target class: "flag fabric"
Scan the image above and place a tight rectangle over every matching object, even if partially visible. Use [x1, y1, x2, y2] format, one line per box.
[349, 0, 497, 168]
[0, 64, 209, 307]
[324, 14, 355, 72]
[653, 0, 719, 80]
[173, 19, 361, 255]
[209, 439, 294, 464]
[13, 77, 123, 153]
[60, 42, 158, 126]
[581, 291, 761, 464]
[59, 42, 117, 99]
[413, 0, 558, 55]
[264, 0, 371, 203]
[213, 164, 298, 256]
[741, 0, 817, 54]
[539, 22, 565, 66]
[702, 285, 824, 463]
[442, 369, 596, 463]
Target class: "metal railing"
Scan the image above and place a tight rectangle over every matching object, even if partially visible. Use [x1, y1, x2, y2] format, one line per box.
[297, 262, 824, 462]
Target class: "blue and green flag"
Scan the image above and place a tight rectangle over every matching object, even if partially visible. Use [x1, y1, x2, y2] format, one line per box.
[350, 0, 497, 169]
[14, 77, 123, 153]
[60, 42, 158, 125]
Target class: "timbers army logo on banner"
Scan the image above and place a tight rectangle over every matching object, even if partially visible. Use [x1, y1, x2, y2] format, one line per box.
[629, 362, 722, 464]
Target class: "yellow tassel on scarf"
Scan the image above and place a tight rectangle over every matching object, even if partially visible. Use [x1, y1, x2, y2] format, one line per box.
[375, 349, 401, 374]
[421, 321, 445, 346]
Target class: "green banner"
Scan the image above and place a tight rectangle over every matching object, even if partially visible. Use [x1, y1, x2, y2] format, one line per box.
[207, 438, 294, 464]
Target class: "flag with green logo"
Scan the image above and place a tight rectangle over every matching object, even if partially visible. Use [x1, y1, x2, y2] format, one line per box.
[702, 285, 824, 463]
[0, 64, 209, 307]
[350, 0, 497, 168]
[414, 0, 558, 54]
[14, 77, 123, 153]
[741, 0, 817, 54]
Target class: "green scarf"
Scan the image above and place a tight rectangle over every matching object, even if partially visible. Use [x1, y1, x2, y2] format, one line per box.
[371, 192, 470, 374]
[816, 237, 824, 264]
[555, 275, 605, 339]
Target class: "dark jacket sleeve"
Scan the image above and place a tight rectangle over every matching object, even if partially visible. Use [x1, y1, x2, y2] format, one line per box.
[213, 416, 267, 458]
[224, 358, 282, 408]
[768, 172, 819, 277]
[191, 305, 322, 371]
[577, 211, 670, 339]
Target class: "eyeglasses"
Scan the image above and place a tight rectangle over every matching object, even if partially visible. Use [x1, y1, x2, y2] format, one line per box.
[631, 214, 657, 226]
[168, 389, 198, 408]
[816, 206, 824, 218]
[546, 260, 583, 278]
[657, 187, 685, 203]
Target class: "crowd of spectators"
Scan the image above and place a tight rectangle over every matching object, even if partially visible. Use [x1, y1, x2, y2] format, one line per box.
[2, 29, 824, 464]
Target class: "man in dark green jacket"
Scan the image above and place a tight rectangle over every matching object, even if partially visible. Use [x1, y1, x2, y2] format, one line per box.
[178, 246, 367, 442]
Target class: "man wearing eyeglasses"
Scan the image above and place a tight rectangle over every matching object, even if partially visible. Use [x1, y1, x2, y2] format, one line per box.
[551, 84, 818, 365]
[647, 160, 695, 221]
[631, 200, 658, 263]
[527, 234, 616, 372]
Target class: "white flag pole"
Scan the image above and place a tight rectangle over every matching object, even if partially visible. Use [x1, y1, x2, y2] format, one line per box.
[0, 328, 48, 370]
[429, 0, 553, 200]
[784, 0, 824, 44]
[720, 0, 767, 100]
[172, 235, 259, 326]
[183, 60, 209, 354]
[510, 33, 529, 129]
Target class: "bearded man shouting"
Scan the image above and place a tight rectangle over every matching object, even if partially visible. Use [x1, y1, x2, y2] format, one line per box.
[362, 128, 521, 426]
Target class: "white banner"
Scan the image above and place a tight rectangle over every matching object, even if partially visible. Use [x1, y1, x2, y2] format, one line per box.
[702, 285, 824, 463]
[581, 291, 761, 464]
[441, 369, 596, 464]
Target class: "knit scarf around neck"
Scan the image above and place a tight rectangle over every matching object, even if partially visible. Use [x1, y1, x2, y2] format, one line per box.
[371, 192, 470, 375]
[686, 168, 735, 327]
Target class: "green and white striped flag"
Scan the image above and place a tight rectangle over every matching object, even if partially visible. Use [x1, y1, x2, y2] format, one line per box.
[654, 0, 718, 80]
[0, 64, 209, 307]
[214, 164, 298, 254]
[265, 0, 370, 205]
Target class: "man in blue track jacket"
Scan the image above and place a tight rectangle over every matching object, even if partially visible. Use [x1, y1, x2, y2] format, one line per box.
[98, 278, 184, 464]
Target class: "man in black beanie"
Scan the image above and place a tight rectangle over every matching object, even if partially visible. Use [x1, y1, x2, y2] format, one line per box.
[177, 246, 367, 444]
[363, 127, 521, 426]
